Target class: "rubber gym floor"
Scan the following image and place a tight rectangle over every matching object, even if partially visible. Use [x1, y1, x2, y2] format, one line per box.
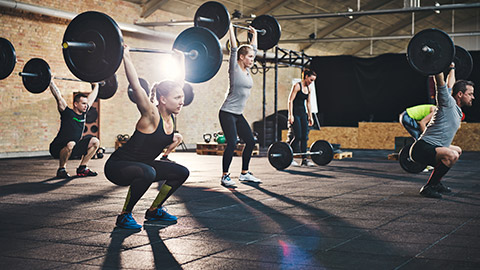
[0, 150, 479, 269]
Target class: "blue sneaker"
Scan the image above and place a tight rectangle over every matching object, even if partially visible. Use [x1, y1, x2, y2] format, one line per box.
[145, 207, 177, 221]
[116, 213, 142, 229]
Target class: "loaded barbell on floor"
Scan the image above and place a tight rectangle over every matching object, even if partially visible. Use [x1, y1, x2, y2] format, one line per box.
[398, 143, 427, 174]
[267, 140, 334, 170]
[18, 58, 118, 99]
[194, 1, 281, 50]
[62, 11, 223, 84]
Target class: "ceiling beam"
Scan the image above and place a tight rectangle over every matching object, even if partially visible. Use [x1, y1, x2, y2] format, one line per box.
[141, 0, 169, 18]
[346, 12, 434, 55]
[298, 0, 396, 52]
[249, 0, 294, 16]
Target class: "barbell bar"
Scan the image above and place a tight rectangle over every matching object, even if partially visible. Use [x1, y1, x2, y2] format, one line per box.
[196, 16, 267, 35]
[270, 150, 324, 158]
[19, 71, 106, 85]
[267, 140, 334, 170]
[62, 11, 223, 84]
[62, 41, 199, 59]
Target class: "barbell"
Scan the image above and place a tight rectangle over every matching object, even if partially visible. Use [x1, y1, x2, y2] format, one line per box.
[194, 1, 281, 50]
[62, 11, 223, 84]
[127, 77, 195, 106]
[267, 140, 334, 170]
[0, 37, 16, 80]
[398, 143, 427, 174]
[18, 58, 118, 99]
[407, 28, 473, 79]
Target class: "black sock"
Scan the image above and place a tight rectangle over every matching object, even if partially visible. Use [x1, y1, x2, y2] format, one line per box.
[78, 165, 87, 170]
[426, 162, 450, 186]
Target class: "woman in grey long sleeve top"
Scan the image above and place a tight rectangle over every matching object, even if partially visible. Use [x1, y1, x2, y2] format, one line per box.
[218, 23, 262, 187]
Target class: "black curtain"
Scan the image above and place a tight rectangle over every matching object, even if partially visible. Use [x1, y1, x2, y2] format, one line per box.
[311, 51, 479, 126]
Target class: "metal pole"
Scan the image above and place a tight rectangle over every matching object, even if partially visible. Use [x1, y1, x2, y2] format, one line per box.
[278, 31, 480, 43]
[274, 46, 279, 142]
[272, 3, 480, 20]
[262, 51, 267, 148]
[136, 3, 480, 26]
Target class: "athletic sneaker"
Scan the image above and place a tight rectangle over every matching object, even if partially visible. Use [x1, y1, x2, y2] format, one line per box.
[432, 182, 452, 194]
[56, 168, 71, 178]
[221, 174, 236, 187]
[419, 185, 442, 198]
[116, 213, 142, 229]
[301, 159, 315, 167]
[239, 172, 262, 183]
[291, 160, 300, 167]
[76, 167, 98, 177]
[145, 207, 177, 221]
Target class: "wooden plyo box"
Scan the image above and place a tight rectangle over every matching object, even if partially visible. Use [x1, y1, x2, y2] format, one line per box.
[196, 142, 259, 156]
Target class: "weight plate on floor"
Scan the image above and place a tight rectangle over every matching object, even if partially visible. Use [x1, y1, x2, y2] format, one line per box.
[399, 143, 426, 173]
[268, 141, 293, 170]
[310, 140, 334, 166]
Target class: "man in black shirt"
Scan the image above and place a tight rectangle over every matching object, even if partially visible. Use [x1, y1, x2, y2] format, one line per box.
[49, 79, 100, 178]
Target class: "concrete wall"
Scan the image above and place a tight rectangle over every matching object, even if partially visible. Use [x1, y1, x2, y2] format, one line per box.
[0, 0, 298, 156]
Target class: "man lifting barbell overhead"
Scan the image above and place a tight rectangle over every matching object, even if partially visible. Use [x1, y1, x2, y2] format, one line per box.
[104, 45, 189, 230]
[48, 76, 100, 178]
[219, 23, 261, 187]
[410, 65, 475, 199]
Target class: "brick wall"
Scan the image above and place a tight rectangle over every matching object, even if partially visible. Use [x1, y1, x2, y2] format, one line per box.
[0, 0, 296, 154]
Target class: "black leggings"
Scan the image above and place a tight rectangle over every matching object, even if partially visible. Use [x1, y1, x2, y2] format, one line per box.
[104, 158, 189, 212]
[290, 111, 309, 158]
[219, 110, 256, 172]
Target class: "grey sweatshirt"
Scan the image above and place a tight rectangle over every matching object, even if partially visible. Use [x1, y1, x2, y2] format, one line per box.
[419, 84, 462, 147]
[220, 46, 257, 115]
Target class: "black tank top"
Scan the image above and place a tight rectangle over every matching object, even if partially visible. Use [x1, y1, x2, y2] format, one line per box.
[111, 115, 174, 163]
[293, 82, 309, 115]
[51, 107, 86, 146]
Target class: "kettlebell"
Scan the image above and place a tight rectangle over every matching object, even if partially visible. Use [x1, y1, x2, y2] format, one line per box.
[216, 135, 226, 144]
[203, 133, 212, 143]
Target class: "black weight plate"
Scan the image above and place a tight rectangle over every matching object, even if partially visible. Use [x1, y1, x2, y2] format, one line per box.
[183, 83, 194, 106]
[310, 140, 334, 166]
[128, 77, 150, 104]
[444, 45, 473, 80]
[0, 38, 16, 80]
[173, 27, 223, 83]
[407, 28, 455, 76]
[249, 15, 281, 51]
[22, 58, 52, 94]
[98, 74, 118, 99]
[86, 106, 98, 123]
[194, 1, 230, 39]
[63, 11, 123, 82]
[399, 144, 426, 173]
[268, 142, 293, 170]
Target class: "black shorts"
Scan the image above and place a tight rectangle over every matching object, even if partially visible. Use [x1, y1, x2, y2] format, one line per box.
[410, 139, 438, 166]
[49, 135, 94, 159]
